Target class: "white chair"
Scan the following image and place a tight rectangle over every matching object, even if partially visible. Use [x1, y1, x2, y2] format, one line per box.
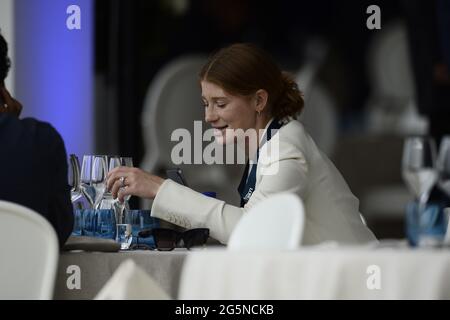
[298, 83, 338, 156]
[228, 193, 305, 250]
[365, 20, 428, 135]
[140, 55, 243, 208]
[296, 38, 338, 157]
[95, 259, 170, 300]
[360, 21, 421, 233]
[141, 55, 207, 174]
[0, 201, 59, 299]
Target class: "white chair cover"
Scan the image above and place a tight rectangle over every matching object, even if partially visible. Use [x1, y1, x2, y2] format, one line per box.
[0, 201, 59, 299]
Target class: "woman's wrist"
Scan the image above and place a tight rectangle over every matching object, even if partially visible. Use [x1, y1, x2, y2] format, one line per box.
[153, 177, 166, 195]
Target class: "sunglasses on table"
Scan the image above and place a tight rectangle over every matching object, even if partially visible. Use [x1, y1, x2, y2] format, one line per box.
[137, 228, 210, 251]
[129, 243, 155, 251]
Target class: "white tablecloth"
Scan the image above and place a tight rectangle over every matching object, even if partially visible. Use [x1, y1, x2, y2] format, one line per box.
[54, 250, 188, 299]
[178, 246, 450, 299]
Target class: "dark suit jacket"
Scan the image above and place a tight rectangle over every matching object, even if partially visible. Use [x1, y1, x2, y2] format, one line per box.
[0, 114, 73, 246]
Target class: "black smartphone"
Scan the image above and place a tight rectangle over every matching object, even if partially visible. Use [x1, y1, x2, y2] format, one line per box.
[166, 168, 188, 187]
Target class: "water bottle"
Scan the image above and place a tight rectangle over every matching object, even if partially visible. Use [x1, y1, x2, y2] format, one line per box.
[406, 186, 450, 247]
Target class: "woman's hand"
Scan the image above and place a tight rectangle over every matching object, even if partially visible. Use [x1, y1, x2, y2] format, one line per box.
[0, 86, 23, 117]
[107, 167, 165, 202]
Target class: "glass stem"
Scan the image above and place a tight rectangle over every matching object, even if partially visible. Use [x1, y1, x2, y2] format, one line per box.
[418, 191, 431, 242]
[118, 202, 126, 224]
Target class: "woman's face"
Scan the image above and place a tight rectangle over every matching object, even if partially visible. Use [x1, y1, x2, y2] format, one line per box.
[201, 80, 257, 145]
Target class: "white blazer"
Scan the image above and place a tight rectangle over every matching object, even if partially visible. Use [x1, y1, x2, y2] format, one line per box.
[151, 120, 377, 245]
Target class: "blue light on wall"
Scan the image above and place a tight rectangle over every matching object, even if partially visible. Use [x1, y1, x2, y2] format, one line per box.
[14, 0, 94, 157]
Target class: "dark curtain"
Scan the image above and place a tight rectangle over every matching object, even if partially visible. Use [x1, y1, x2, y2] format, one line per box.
[402, 0, 450, 144]
[95, 0, 141, 159]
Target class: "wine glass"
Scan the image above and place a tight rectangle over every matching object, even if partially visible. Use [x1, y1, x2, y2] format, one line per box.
[80, 155, 95, 208]
[68, 154, 81, 202]
[402, 137, 438, 202]
[437, 136, 450, 245]
[102, 156, 122, 222]
[69, 154, 93, 211]
[91, 156, 107, 209]
[120, 157, 134, 203]
[109, 156, 121, 173]
[114, 157, 134, 223]
[437, 136, 450, 197]
[121, 157, 133, 167]
[402, 136, 438, 245]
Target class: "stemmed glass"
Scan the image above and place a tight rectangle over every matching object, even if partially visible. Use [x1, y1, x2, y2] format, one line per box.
[120, 157, 134, 205]
[69, 154, 93, 211]
[437, 137, 450, 197]
[91, 156, 108, 209]
[80, 155, 95, 208]
[68, 154, 82, 202]
[98, 156, 122, 222]
[437, 136, 450, 244]
[402, 137, 438, 244]
[109, 156, 121, 173]
[109, 157, 134, 223]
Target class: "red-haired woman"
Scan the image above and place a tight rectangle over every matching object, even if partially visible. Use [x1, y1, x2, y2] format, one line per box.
[107, 43, 376, 245]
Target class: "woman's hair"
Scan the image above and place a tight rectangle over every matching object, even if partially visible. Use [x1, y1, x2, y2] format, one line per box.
[0, 30, 10, 84]
[199, 43, 304, 120]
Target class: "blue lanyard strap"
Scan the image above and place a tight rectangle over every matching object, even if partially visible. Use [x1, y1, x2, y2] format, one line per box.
[237, 120, 283, 207]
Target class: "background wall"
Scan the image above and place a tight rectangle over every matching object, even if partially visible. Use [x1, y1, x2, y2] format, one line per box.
[13, 0, 94, 157]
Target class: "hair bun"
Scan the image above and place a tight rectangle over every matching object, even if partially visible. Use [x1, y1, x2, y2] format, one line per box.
[274, 71, 304, 120]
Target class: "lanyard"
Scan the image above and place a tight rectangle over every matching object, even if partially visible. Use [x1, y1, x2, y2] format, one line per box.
[237, 120, 283, 207]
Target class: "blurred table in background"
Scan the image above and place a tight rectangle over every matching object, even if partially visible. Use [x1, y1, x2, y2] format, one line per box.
[54, 250, 188, 299]
[179, 245, 450, 299]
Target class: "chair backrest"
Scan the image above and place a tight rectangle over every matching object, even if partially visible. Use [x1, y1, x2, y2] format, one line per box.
[141, 55, 207, 173]
[296, 39, 338, 156]
[228, 193, 305, 250]
[365, 20, 428, 134]
[367, 20, 414, 101]
[298, 83, 338, 156]
[0, 201, 59, 299]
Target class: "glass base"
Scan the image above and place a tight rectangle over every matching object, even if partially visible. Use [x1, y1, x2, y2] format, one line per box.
[116, 223, 132, 250]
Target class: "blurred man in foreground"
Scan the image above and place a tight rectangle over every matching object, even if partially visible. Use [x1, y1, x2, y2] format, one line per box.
[0, 31, 73, 246]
